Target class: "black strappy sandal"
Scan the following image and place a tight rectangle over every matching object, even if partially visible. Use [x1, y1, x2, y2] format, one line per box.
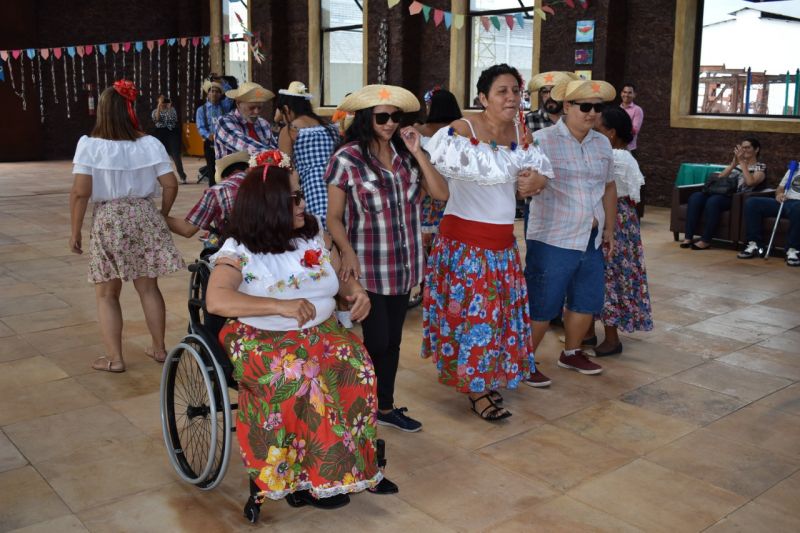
[469, 393, 512, 421]
[488, 390, 503, 405]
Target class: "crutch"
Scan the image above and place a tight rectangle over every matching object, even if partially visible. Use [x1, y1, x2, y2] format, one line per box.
[765, 160, 799, 260]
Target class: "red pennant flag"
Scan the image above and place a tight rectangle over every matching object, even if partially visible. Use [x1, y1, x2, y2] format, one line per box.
[40, 48, 49, 59]
[566, 0, 575, 7]
[481, 16, 491, 32]
[146, 40, 154, 51]
[123, 42, 131, 52]
[76, 45, 85, 57]
[85, 44, 94, 55]
[180, 37, 187, 46]
[505, 15, 514, 30]
[53, 47, 62, 59]
[409, 1, 423, 15]
[157, 39, 166, 46]
[12, 49, 21, 59]
[542, 5, 555, 15]
[433, 9, 444, 26]
[111, 42, 120, 53]
[192, 36, 201, 46]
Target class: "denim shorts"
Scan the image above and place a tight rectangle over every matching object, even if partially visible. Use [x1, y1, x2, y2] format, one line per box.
[525, 228, 605, 321]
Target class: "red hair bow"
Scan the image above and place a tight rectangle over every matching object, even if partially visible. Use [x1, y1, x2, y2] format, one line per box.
[113, 79, 140, 130]
[253, 149, 291, 182]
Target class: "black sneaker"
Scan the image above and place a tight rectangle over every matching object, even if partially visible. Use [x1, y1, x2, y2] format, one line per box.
[377, 407, 422, 432]
[737, 241, 762, 259]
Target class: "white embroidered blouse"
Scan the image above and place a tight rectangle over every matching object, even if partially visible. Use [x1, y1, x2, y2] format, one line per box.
[612, 149, 645, 203]
[210, 221, 337, 331]
[424, 120, 554, 224]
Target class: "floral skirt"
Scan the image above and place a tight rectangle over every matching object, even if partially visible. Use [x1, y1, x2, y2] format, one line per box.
[88, 197, 184, 283]
[421, 235, 533, 393]
[421, 195, 446, 234]
[601, 200, 654, 333]
[219, 316, 382, 500]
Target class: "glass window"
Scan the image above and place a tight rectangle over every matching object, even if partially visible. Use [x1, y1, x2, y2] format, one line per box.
[321, 0, 364, 107]
[223, 0, 251, 83]
[467, 0, 534, 108]
[695, 0, 800, 117]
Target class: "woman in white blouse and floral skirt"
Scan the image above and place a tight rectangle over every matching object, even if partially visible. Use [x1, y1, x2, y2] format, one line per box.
[69, 81, 184, 373]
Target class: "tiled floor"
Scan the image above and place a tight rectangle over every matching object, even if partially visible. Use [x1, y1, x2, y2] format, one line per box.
[1, 159, 799, 532]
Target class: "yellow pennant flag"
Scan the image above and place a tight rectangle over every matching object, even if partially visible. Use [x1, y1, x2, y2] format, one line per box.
[534, 7, 547, 20]
[387, 0, 401, 7]
[454, 13, 465, 29]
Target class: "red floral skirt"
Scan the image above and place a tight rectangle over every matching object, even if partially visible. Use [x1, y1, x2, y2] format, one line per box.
[219, 316, 382, 500]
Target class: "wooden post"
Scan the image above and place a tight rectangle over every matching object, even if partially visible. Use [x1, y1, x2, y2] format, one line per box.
[210, 0, 223, 74]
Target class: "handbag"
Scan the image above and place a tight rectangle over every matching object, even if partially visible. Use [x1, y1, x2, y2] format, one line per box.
[703, 173, 739, 196]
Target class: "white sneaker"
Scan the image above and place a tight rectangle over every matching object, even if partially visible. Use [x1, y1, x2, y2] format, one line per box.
[335, 310, 354, 328]
[737, 241, 761, 259]
[786, 248, 800, 267]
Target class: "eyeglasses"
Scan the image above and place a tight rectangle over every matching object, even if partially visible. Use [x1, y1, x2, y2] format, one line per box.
[570, 101, 605, 113]
[373, 111, 404, 125]
[290, 190, 305, 206]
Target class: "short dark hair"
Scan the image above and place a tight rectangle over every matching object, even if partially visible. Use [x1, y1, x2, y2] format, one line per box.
[224, 166, 318, 254]
[600, 106, 634, 144]
[741, 137, 762, 159]
[622, 83, 637, 92]
[426, 89, 463, 124]
[276, 93, 329, 125]
[221, 163, 249, 180]
[344, 107, 418, 177]
[476, 64, 523, 97]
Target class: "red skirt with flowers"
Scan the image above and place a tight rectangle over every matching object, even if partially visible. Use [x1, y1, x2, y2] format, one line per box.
[219, 316, 382, 500]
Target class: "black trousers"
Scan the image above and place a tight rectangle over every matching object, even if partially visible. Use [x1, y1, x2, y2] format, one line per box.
[154, 127, 186, 180]
[360, 291, 410, 411]
[203, 139, 216, 186]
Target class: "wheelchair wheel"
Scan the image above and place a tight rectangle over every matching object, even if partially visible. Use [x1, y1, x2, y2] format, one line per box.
[160, 335, 232, 490]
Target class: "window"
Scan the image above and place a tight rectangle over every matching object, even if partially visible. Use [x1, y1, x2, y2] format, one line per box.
[321, 0, 364, 107]
[696, 0, 800, 117]
[467, 0, 535, 107]
[223, 0, 251, 82]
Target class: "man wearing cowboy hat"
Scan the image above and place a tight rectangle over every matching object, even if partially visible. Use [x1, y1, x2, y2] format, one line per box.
[214, 81, 278, 160]
[525, 71, 580, 132]
[525, 79, 618, 380]
[165, 151, 251, 248]
[196, 79, 235, 186]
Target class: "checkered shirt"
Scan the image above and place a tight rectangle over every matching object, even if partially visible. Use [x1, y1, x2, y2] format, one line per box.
[152, 107, 178, 130]
[214, 109, 277, 159]
[293, 124, 341, 228]
[185, 171, 246, 233]
[528, 119, 614, 251]
[324, 142, 423, 295]
[525, 107, 554, 132]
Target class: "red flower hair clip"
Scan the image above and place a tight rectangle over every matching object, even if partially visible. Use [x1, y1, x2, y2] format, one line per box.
[249, 149, 292, 182]
[113, 79, 140, 130]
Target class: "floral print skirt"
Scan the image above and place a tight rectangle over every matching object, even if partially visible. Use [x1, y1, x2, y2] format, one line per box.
[88, 197, 184, 283]
[600, 200, 654, 333]
[219, 316, 382, 500]
[421, 235, 533, 393]
[420, 195, 446, 234]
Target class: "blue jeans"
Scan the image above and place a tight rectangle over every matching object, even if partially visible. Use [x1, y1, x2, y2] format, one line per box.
[744, 197, 800, 249]
[684, 192, 731, 242]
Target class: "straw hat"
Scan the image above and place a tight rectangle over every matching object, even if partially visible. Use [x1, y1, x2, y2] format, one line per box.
[551, 80, 616, 102]
[226, 81, 275, 103]
[278, 81, 313, 100]
[202, 80, 224, 94]
[528, 71, 580, 93]
[338, 84, 420, 113]
[214, 151, 250, 183]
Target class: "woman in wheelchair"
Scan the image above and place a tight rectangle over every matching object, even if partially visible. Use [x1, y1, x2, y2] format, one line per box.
[205, 151, 395, 517]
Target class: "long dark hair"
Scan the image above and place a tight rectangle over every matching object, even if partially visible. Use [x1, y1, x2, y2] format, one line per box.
[426, 90, 462, 124]
[276, 93, 328, 125]
[600, 106, 634, 144]
[224, 166, 319, 254]
[91, 87, 143, 141]
[344, 107, 418, 177]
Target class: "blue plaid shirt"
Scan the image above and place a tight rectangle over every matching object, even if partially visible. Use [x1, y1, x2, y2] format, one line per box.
[214, 109, 278, 159]
[195, 99, 235, 140]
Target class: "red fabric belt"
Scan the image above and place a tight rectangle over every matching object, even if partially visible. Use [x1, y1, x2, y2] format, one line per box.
[439, 215, 515, 251]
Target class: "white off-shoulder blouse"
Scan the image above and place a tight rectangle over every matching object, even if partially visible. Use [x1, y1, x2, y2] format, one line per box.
[612, 149, 645, 203]
[425, 121, 554, 225]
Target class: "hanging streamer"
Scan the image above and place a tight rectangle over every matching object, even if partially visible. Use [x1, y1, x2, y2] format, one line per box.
[149, 46, 154, 108]
[20, 53, 28, 110]
[94, 49, 100, 93]
[185, 41, 192, 120]
[157, 43, 161, 95]
[63, 53, 70, 118]
[71, 55, 78, 101]
[176, 42, 181, 106]
[50, 51, 59, 104]
[36, 55, 45, 122]
[166, 43, 171, 97]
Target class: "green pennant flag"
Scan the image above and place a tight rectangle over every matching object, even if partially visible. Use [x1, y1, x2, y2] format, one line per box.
[422, 4, 431, 22]
[490, 15, 501, 30]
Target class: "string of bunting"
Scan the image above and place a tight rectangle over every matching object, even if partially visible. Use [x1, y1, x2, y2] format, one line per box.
[387, 0, 588, 28]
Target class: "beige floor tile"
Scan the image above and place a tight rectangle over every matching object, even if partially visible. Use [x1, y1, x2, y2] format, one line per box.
[5, 404, 146, 464]
[635, 327, 750, 359]
[722, 304, 800, 330]
[695, 282, 779, 304]
[0, 244, 50, 264]
[74, 363, 163, 403]
[651, 301, 716, 327]
[108, 392, 164, 441]
[490, 495, 645, 532]
[36, 435, 175, 512]
[620, 378, 748, 425]
[0, 356, 69, 389]
[756, 328, 800, 354]
[608, 339, 705, 378]
[20, 323, 102, 354]
[663, 292, 749, 316]
[395, 453, 558, 531]
[43, 344, 107, 377]
[718, 345, 800, 381]
[0, 378, 101, 426]
[568, 459, 746, 533]
[555, 400, 699, 455]
[685, 316, 784, 344]
[0, 293, 70, 318]
[754, 469, 800, 517]
[2, 306, 96, 334]
[0, 430, 27, 473]
[7, 514, 89, 533]
[0, 282, 48, 299]
[672, 361, 793, 402]
[756, 383, 800, 417]
[646, 283, 689, 304]
[646, 428, 799, 497]
[476, 424, 633, 491]
[706, 404, 800, 462]
[0, 335, 39, 363]
[759, 289, 800, 313]
[704, 500, 800, 533]
[0, 466, 72, 530]
[0, 319, 15, 337]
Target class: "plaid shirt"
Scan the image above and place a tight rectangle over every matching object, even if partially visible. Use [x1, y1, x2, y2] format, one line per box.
[185, 171, 246, 233]
[528, 119, 614, 251]
[525, 107, 554, 132]
[325, 142, 423, 295]
[214, 109, 277, 159]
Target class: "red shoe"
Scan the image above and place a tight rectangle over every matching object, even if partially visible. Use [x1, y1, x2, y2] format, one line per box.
[525, 365, 552, 388]
[558, 350, 603, 375]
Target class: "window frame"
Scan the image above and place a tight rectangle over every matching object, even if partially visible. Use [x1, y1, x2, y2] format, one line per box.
[222, 0, 253, 83]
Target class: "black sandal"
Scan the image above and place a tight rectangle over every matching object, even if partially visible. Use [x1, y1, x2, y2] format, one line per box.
[469, 393, 512, 421]
[488, 390, 503, 405]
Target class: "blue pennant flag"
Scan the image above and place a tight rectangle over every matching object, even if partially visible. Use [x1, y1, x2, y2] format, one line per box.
[26, 48, 36, 59]
[167, 38, 177, 46]
[202, 36, 210, 46]
[135, 41, 143, 52]
[515, 12, 525, 29]
[444, 12, 452, 29]
[98, 44, 107, 56]
[66, 46, 76, 57]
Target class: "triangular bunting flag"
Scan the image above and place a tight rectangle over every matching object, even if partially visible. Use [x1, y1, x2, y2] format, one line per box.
[454, 14, 465, 29]
[0, 51, 8, 61]
[202, 36, 210, 46]
[135, 41, 143, 52]
[26, 48, 36, 59]
[388, 0, 401, 7]
[409, 1, 423, 15]
[67, 46, 76, 57]
[76, 45, 84, 57]
[542, 5, 555, 15]
[481, 16, 490, 32]
[40, 48, 49, 59]
[85, 44, 94, 55]
[167, 38, 176, 46]
[192, 36, 201, 46]
[146, 40, 154, 51]
[422, 5, 431, 21]
[111, 43, 119, 53]
[444, 11, 452, 29]
[434, 9, 444, 26]
[123, 42, 131, 52]
[12, 50, 21, 59]
[490, 16, 501, 30]
[535, 7, 546, 19]
[180, 37, 187, 47]
[98, 44, 107, 55]
[53, 47, 62, 59]
[515, 12, 525, 29]
[505, 14, 514, 30]
[157, 39, 166, 46]
[566, 0, 575, 7]
[223, 34, 230, 42]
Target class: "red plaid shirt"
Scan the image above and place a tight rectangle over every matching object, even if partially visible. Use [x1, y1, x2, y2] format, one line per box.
[185, 171, 246, 233]
[325, 142, 423, 295]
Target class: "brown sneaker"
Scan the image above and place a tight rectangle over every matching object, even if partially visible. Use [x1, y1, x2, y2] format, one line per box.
[558, 350, 603, 375]
[525, 365, 552, 388]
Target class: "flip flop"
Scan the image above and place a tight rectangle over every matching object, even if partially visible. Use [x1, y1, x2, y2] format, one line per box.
[145, 347, 167, 363]
[92, 356, 125, 373]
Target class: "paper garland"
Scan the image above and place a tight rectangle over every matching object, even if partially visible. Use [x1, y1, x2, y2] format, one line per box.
[391, 0, 589, 29]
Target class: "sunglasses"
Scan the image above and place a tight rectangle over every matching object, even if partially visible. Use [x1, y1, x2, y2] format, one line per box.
[373, 111, 404, 125]
[290, 190, 305, 206]
[570, 101, 605, 113]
